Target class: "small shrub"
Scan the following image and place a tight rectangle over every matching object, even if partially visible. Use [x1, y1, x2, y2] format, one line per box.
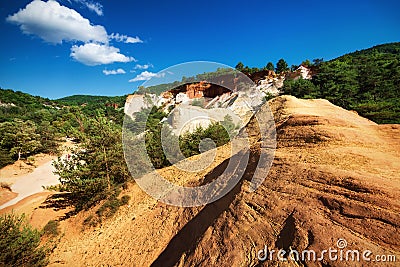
[83, 215, 93, 225]
[191, 98, 204, 107]
[83, 215, 99, 228]
[179, 121, 231, 158]
[42, 220, 60, 237]
[26, 156, 36, 166]
[96, 198, 121, 218]
[0, 182, 11, 191]
[120, 195, 131, 205]
[0, 213, 49, 266]
[96, 195, 131, 220]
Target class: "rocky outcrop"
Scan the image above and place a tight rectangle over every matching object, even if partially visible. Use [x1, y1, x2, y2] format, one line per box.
[255, 74, 284, 96]
[297, 65, 313, 79]
[124, 65, 314, 133]
[124, 94, 147, 115]
[251, 65, 314, 97]
[169, 104, 241, 135]
[0, 101, 16, 108]
[124, 93, 164, 115]
[169, 82, 231, 100]
[286, 65, 314, 80]
[125, 79, 262, 134]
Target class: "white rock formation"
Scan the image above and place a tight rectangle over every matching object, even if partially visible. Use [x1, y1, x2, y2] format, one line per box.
[125, 77, 272, 135]
[255, 74, 285, 96]
[175, 92, 190, 104]
[228, 87, 265, 124]
[124, 94, 145, 115]
[168, 104, 242, 135]
[124, 93, 175, 116]
[0, 101, 16, 108]
[297, 65, 312, 79]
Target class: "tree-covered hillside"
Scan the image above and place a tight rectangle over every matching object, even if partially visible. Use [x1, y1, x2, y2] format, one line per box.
[0, 89, 126, 168]
[282, 42, 400, 124]
[56, 94, 127, 107]
[55, 95, 126, 124]
[0, 89, 60, 166]
[0, 89, 56, 122]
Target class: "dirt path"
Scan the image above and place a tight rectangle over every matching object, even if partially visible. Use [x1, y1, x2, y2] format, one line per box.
[0, 156, 65, 210]
[0, 141, 76, 211]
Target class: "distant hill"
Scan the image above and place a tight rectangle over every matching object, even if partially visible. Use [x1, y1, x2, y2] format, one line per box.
[56, 94, 127, 107]
[0, 88, 57, 123]
[0, 88, 53, 107]
[0, 89, 126, 123]
[337, 42, 400, 59]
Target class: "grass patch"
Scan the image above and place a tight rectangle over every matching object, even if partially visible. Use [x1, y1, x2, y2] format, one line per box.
[83, 194, 131, 228]
[42, 220, 60, 237]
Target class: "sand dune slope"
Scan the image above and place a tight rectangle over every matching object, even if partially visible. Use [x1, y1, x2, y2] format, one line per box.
[49, 96, 400, 267]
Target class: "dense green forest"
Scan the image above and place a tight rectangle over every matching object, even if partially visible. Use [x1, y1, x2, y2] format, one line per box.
[0, 89, 60, 167]
[57, 94, 127, 106]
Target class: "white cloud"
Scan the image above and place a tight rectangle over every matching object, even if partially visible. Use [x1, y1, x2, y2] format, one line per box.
[7, 0, 145, 67]
[6, 0, 108, 44]
[80, 0, 103, 16]
[103, 68, 126, 75]
[129, 71, 165, 82]
[110, 33, 143, 44]
[86, 2, 102, 16]
[70, 0, 103, 16]
[134, 63, 153, 70]
[71, 43, 135, 66]
[126, 36, 143, 44]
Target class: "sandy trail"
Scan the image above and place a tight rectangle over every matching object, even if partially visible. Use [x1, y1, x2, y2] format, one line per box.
[0, 155, 65, 210]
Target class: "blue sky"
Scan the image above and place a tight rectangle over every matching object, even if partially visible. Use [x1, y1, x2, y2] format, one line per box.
[0, 0, 399, 99]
